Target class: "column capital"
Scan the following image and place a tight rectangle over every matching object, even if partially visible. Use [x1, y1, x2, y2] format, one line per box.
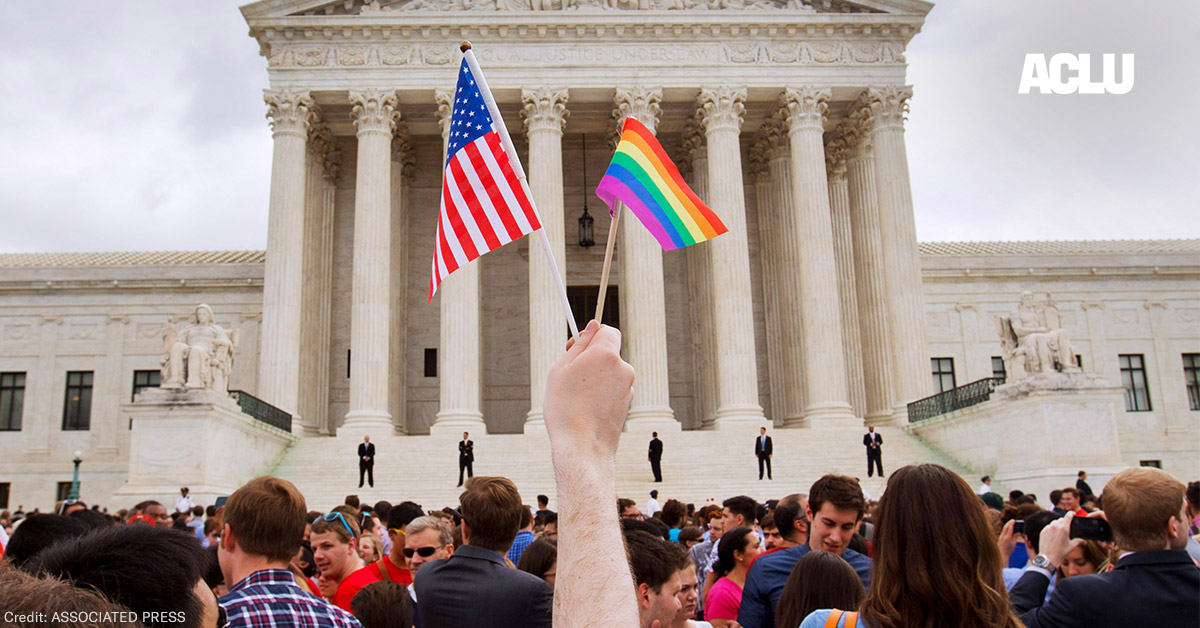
[435, 88, 454, 141]
[613, 86, 663, 133]
[103, 315, 131, 325]
[748, 140, 769, 180]
[1143, 300, 1168, 310]
[778, 86, 830, 133]
[40, 314, 64, 326]
[696, 86, 747, 133]
[834, 117, 871, 158]
[677, 117, 707, 178]
[392, 122, 416, 180]
[264, 89, 316, 139]
[308, 122, 342, 183]
[861, 85, 913, 130]
[521, 87, 569, 134]
[825, 134, 851, 180]
[1080, 301, 1106, 311]
[349, 89, 400, 137]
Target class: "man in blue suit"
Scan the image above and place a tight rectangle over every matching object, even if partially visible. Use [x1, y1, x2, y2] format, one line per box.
[1010, 467, 1199, 628]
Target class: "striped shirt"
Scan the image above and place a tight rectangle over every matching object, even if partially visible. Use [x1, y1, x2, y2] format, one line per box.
[220, 568, 363, 628]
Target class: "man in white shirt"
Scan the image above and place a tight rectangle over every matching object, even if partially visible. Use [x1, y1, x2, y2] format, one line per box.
[175, 487, 195, 514]
[646, 490, 661, 518]
[977, 476, 992, 496]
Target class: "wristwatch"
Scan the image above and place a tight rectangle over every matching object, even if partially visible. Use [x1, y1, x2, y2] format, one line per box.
[1030, 554, 1057, 571]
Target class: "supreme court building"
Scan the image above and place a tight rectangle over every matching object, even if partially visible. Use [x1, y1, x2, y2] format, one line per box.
[1, 0, 1198, 509]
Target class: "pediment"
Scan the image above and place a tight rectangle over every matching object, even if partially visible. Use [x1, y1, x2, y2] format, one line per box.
[242, 0, 931, 17]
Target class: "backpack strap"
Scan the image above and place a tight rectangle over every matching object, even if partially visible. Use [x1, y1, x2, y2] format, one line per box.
[844, 611, 859, 627]
[823, 610, 845, 628]
[375, 556, 393, 582]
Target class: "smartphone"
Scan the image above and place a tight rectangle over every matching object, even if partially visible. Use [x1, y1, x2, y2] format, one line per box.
[1069, 516, 1112, 542]
[1013, 519, 1025, 535]
[214, 495, 229, 509]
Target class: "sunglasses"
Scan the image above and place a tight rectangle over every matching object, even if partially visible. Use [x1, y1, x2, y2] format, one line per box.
[402, 545, 443, 558]
[313, 512, 356, 538]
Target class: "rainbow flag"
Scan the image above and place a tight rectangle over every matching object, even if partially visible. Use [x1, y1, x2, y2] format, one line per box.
[595, 118, 727, 250]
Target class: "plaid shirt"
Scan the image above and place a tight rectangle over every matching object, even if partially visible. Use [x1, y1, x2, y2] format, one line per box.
[220, 568, 363, 628]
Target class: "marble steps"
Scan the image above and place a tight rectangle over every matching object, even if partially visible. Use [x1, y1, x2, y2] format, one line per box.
[270, 424, 979, 513]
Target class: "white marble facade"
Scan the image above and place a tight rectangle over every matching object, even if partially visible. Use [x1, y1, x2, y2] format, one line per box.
[1, 0, 1199, 508]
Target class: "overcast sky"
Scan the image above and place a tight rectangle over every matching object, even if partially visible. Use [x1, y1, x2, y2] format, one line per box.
[0, 0, 1195, 254]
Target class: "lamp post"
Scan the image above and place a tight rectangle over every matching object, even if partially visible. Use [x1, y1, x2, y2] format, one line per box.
[68, 450, 82, 501]
[578, 134, 595, 248]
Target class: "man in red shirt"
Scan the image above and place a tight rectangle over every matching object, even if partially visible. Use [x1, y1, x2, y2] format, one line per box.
[366, 501, 424, 586]
[311, 511, 379, 611]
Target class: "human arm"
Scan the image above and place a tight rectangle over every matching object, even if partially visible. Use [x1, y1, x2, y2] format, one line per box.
[543, 321, 639, 628]
[998, 519, 1018, 564]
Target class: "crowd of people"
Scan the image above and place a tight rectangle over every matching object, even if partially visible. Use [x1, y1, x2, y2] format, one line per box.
[2, 321, 1198, 627]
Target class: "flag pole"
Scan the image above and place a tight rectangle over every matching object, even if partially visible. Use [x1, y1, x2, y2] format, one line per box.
[461, 42, 580, 341]
[594, 203, 620, 323]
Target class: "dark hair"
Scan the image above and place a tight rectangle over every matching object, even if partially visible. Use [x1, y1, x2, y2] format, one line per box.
[617, 498, 637, 515]
[622, 517, 669, 540]
[3, 514, 89, 569]
[1023, 510, 1061, 554]
[517, 538, 557, 581]
[678, 526, 703, 545]
[1078, 470, 1087, 478]
[206, 505, 216, 518]
[537, 494, 549, 507]
[345, 495, 361, 509]
[859, 464, 1021, 628]
[775, 551, 865, 628]
[846, 532, 869, 556]
[1008, 490, 1025, 503]
[388, 501, 424, 531]
[1188, 481, 1200, 511]
[373, 501, 392, 519]
[759, 512, 776, 530]
[981, 475, 990, 483]
[722, 496, 759, 526]
[625, 530, 687, 592]
[68, 508, 115, 532]
[519, 505, 533, 529]
[298, 545, 316, 577]
[351, 581, 414, 628]
[30, 525, 209, 628]
[1060, 487, 1081, 500]
[225, 476, 307, 562]
[537, 511, 558, 529]
[0, 561, 137, 627]
[774, 494, 807, 543]
[459, 476, 523, 553]
[202, 546, 224, 589]
[809, 475, 866, 519]
[1048, 489, 1063, 507]
[661, 499, 686, 529]
[713, 526, 755, 579]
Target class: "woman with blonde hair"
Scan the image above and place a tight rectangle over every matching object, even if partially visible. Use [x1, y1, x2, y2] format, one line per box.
[800, 464, 1023, 628]
[357, 533, 384, 564]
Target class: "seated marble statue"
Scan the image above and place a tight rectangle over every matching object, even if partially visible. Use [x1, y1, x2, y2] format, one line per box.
[996, 291, 1079, 381]
[161, 304, 238, 394]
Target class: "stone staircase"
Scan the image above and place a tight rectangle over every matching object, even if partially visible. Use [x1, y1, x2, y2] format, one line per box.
[270, 423, 979, 513]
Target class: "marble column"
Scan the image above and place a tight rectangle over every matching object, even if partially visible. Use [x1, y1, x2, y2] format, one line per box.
[343, 89, 399, 431]
[762, 123, 807, 426]
[297, 123, 339, 436]
[521, 87, 569, 432]
[826, 137, 867, 418]
[613, 87, 677, 431]
[696, 87, 766, 428]
[863, 86, 932, 419]
[26, 315, 63, 456]
[260, 90, 314, 417]
[681, 122, 719, 429]
[1145, 301, 1187, 434]
[843, 116, 895, 425]
[780, 86, 854, 424]
[389, 127, 413, 434]
[432, 89, 485, 435]
[91, 315, 128, 455]
[750, 141, 783, 424]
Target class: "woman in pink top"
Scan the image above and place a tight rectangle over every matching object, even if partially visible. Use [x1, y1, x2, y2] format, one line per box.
[704, 526, 761, 627]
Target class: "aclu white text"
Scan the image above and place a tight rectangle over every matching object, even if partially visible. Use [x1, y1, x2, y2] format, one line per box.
[1018, 53, 1134, 95]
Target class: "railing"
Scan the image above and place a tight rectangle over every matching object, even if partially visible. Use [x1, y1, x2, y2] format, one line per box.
[907, 377, 1006, 423]
[229, 390, 293, 433]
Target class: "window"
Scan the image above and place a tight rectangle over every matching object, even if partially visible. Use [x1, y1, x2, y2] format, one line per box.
[424, 349, 438, 378]
[567, 286, 619, 336]
[931, 358, 956, 394]
[1184, 354, 1200, 411]
[0, 482, 9, 509]
[56, 482, 74, 502]
[1, 372, 25, 431]
[1119, 354, 1151, 412]
[1075, 354, 1083, 369]
[62, 371, 94, 431]
[132, 370, 160, 401]
[991, 357, 1007, 380]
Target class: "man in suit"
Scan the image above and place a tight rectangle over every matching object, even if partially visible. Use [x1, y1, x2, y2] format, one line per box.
[414, 476, 552, 628]
[647, 432, 663, 482]
[358, 436, 375, 488]
[863, 426, 883, 477]
[755, 427, 773, 480]
[1076, 470, 1094, 497]
[457, 432, 474, 487]
[1009, 466, 1199, 627]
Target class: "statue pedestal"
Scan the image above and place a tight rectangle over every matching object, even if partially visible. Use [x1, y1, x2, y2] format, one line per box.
[907, 372, 1127, 498]
[112, 388, 297, 507]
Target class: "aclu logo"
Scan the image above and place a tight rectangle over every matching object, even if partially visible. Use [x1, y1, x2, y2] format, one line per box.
[1018, 53, 1134, 95]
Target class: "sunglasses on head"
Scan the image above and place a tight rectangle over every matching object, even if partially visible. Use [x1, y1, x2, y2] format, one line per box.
[313, 512, 356, 538]
[402, 546, 442, 558]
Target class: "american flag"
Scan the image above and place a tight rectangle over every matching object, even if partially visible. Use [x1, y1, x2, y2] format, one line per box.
[429, 60, 541, 300]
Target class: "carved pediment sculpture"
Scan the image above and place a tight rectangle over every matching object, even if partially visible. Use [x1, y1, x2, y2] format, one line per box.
[994, 291, 1080, 382]
[161, 304, 240, 396]
[267, 0, 910, 14]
